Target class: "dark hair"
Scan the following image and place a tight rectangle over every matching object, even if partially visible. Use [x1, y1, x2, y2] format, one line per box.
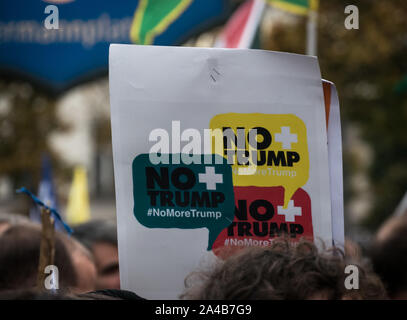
[182, 239, 387, 300]
[370, 216, 407, 297]
[0, 213, 30, 225]
[0, 225, 78, 291]
[0, 289, 79, 300]
[0, 288, 144, 300]
[72, 220, 117, 250]
[0, 289, 119, 300]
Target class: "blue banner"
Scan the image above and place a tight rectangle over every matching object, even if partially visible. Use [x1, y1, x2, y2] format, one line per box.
[0, 0, 231, 93]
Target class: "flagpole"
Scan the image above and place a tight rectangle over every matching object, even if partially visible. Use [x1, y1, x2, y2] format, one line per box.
[306, 1, 318, 56]
[37, 207, 55, 290]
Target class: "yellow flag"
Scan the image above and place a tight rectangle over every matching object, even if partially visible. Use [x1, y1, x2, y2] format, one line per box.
[266, 0, 319, 15]
[66, 166, 91, 225]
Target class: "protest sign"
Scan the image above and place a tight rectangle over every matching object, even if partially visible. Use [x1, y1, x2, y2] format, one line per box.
[323, 80, 344, 248]
[110, 44, 333, 299]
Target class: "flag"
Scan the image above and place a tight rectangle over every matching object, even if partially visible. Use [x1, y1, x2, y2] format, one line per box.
[30, 155, 65, 231]
[215, 0, 266, 49]
[66, 166, 91, 225]
[266, 0, 318, 15]
[130, 0, 231, 46]
[266, 0, 320, 55]
[131, 0, 193, 45]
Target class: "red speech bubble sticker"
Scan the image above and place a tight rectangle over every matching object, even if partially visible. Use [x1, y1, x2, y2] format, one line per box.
[212, 186, 313, 258]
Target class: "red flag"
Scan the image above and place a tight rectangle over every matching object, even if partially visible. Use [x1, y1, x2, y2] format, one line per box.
[215, 0, 265, 48]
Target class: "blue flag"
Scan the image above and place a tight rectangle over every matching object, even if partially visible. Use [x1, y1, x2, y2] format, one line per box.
[30, 155, 65, 232]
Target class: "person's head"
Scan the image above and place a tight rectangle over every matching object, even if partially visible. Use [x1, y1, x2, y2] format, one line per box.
[0, 213, 30, 235]
[0, 224, 77, 292]
[0, 288, 119, 300]
[182, 239, 387, 300]
[73, 220, 120, 290]
[370, 213, 407, 299]
[58, 233, 97, 294]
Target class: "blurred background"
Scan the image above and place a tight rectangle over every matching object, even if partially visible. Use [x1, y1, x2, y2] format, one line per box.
[0, 0, 406, 244]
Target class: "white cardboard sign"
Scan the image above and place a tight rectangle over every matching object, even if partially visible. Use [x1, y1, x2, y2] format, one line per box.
[109, 44, 333, 299]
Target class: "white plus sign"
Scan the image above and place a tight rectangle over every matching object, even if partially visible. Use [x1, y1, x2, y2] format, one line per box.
[198, 166, 223, 190]
[277, 200, 302, 222]
[275, 126, 298, 149]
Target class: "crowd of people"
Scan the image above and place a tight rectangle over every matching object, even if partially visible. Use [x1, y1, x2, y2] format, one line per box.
[0, 209, 406, 300]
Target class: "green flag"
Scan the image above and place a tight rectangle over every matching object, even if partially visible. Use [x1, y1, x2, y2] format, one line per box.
[130, 0, 193, 45]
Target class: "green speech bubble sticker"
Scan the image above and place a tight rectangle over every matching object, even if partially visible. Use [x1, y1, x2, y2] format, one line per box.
[132, 154, 235, 250]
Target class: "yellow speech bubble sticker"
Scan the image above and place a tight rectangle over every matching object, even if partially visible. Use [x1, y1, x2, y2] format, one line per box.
[209, 113, 309, 208]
